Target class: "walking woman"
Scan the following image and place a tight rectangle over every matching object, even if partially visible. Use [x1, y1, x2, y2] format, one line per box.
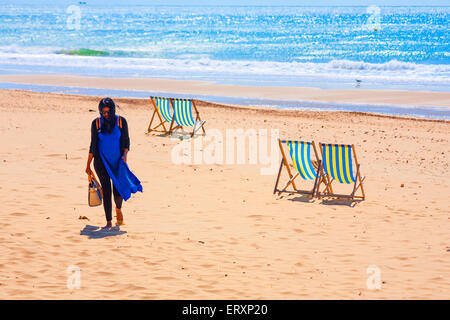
[86, 97, 143, 228]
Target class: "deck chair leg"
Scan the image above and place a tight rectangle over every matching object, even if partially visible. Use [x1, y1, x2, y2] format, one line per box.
[311, 160, 322, 197]
[190, 119, 199, 137]
[358, 175, 366, 199]
[165, 98, 176, 135]
[279, 173, 300, 195]
[191, 113, 206, 137]
[150, 116, 169, 134]
[352, 144, 365, 200]
[191, 113, 200, 137]
[168, 117, 176, 135]
[353, 175, 365, 194]
[321, 178, 334, 196]
[191, 101, 206, 135]
[273, 159, 284, 194]
[192, 121, 206, 137]
[201, 122, 206, 134]
[147, 110, 157, 133]
[324, 174, 333, 194]
[350, 164, 361, 200]
[278, 140, 298, 191]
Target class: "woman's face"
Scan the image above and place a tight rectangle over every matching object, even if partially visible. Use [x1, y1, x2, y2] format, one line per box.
[102, 107, 110, 119]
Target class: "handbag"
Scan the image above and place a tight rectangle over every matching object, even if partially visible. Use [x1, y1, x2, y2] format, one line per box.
[88, 172, 103, 207]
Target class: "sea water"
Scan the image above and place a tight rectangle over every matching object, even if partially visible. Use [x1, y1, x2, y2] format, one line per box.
[0, 4, 448, 117]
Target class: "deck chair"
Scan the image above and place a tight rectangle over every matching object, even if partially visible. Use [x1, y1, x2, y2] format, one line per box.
[316, 143, 365, 201]
[147, 96, 175, 135]
[170, 98, 206, 137]
[273, 139, 322, 198]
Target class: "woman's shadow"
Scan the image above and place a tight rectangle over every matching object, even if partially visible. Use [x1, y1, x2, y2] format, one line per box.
[80, 225, 127, 239]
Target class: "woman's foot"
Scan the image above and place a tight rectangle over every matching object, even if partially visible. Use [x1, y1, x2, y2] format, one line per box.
[102, 221, 112, 229]
[115, 208, 124, 226]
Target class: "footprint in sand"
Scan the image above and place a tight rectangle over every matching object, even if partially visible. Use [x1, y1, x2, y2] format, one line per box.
[95, 271, 115, 277]
[125, 284, 147, 291]
[45, 194, 64, 199]
[248, 214, 265, 220]
[45, 154, 64, 158]
[154, 276, 175, 281]
[10, 212, 27, 217]
[177, 289, 196, 295]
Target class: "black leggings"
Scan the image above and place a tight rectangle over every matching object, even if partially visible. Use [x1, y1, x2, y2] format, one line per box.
[94, 157, 123, 222]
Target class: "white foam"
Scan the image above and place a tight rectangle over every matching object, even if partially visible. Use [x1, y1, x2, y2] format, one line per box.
[0, 48, 448, 86]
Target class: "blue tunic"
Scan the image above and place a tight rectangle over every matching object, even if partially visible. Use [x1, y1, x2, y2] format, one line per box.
[98, 115, 143, 201]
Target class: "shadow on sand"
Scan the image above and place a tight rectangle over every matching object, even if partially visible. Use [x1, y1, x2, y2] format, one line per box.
[319, 199, 362, 207]
[277, 194, 362, 207]
[154, 130, 200, 140]
[80, 225, 127, 239]
[287, 194, 315, 203]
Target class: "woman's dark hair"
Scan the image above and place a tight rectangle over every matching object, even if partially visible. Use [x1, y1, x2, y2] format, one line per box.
[98, 97, 116, 133]
[98, 97, 116, 115]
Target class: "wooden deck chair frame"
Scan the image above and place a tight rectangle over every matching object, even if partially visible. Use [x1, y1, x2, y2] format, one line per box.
[316, 143, 365, 201]
[273, 139, 322, 198]
[146, 96, 175, 135]
[169, 98, 206, 137]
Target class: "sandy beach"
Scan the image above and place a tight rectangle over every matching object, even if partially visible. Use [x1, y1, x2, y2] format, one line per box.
[2, 74, 450, 109]
[0, 88, 449, 299]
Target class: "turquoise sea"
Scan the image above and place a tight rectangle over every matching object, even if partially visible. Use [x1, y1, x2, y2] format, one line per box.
[0, 4, 449, 117]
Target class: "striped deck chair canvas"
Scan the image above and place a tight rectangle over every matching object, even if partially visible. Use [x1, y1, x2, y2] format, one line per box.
[147, 96, 174, 134]
[273, 139, 322, 198]
[316, 143, 365, 201]
[170, 98, 206, 137]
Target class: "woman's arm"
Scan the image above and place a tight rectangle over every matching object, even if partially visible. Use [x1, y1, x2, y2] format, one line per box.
[120, 117, 130, 162]
[86, 153, 94, 175]
[86, 120, 98, 174]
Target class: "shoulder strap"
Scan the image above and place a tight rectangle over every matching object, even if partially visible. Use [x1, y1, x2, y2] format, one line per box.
[95, 117, 101, 132]
[96, 116, 121, 131]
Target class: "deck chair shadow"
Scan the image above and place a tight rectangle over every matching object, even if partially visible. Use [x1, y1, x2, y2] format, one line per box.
[273, 139, 322, 198]
[170, 98, 206, 137]
[147, 96, 175, 135]
[316, 143, 365, 202]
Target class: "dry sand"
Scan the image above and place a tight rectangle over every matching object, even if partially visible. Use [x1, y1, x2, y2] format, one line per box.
[0, 89, 449, 299]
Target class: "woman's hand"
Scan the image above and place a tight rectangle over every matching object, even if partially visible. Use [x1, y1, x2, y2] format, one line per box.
[122, 149, 128, 163]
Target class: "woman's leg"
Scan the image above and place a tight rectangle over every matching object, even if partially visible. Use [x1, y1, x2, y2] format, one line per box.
[112, 185, 123, 209]
[113, 185, 124, 224]
[93, 158, 112, 224]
